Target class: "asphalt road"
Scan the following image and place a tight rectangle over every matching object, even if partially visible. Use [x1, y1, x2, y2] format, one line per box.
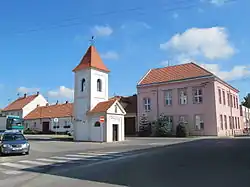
[5, 137, 250, 187]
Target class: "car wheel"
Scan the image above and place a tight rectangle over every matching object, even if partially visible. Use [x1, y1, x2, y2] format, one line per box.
[25, 151, 29, 155]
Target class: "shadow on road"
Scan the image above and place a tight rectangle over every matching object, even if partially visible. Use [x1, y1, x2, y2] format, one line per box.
[27, 137, 74, 142]
[18, 138, 250, 187]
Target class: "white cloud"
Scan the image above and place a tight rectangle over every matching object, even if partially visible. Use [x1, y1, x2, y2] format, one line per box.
[48, 86, 74, 100]
[17, 86, 40, 94]
[160, 27, 235, 60]
[101, 51, 119, 60]
[200, 63, 250, 81]
[91, 25, 113, 37]
[121, 21, 151, 30]
[172, 13, 179, 19]
[210, 0, 229, 6]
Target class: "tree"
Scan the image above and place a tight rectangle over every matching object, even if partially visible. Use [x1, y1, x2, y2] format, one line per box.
[153, 113, 173, 137]
[138, 114, 151, 136]
[242, 93, 250, 108]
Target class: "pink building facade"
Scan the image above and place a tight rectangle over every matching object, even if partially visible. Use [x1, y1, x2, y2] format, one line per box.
[137, 63, 242, 136]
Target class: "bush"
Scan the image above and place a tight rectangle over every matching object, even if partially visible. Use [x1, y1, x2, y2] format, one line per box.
[176, 124, 188, 137]
[23, 128, 42, 134]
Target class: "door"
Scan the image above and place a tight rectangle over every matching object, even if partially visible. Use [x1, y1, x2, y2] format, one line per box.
[42, 122, 50, 133]
[125, 117, 136, 136]
[113, 124, 118, 141]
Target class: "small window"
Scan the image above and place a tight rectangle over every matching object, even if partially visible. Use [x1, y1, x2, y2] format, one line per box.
[94, 121, 101, 127]
[224, 115, 227, 130]
[81, 78, 86, 92]
[193, 87, 203, 104]
[218, 89, 222, 104]
[115, 105, 118, 113]
[165, 90, 172, 105]
[179, 88, 187, 105]
[97, 79, 102, 92]
[143, 98, 151, 112]
[195, 115, 204, 130]
[220, 115, 223, 130]
[222, 90, 226, 105]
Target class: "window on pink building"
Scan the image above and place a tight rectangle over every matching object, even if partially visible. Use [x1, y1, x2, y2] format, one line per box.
[232, 116, 235, 129]
[229, 116, 232, 129]
[233, 96, 236, 108]
[230, 94, 233, 107]
[179, 115, 188, 125]
[143, 98, 151, 112]
[193, 87, 203, 104]
[218, 89, 222, 104]
[227, 93, 230, 106]
[164, 90, 172, 106]
[195, 115, 204, 130]
[220, 115, 223, 130]
[236, 97, 239, 109]
[224, 115, 227, 129]
[237, 117, 240, 129]
[179, 88, 187, 105]
[222, 90, 226, 105]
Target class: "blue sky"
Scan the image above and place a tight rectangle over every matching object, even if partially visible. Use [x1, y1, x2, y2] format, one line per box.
[0, 0, 249, 108]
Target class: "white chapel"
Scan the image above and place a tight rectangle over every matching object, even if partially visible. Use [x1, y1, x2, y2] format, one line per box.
[72, 44, 126, 142]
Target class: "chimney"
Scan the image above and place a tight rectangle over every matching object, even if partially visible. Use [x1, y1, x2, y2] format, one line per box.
[56, 100, 59, 105]
[65, 101, 68, 104]
[37, 104, 40, 107]
[24, 93, 27, 98]
[46, 103, 49, 106]
[36, 91, 39, 96]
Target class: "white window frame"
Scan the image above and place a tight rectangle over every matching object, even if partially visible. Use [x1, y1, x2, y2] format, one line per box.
[222, 90, 226, 105]
[164, 90, 172, 106]
[218, 89, 222, 104]
[143, 98, 151, 112]
[179, 89, 187, 105]
[193, 87, 203, 104]
[194, 114, 204, 130]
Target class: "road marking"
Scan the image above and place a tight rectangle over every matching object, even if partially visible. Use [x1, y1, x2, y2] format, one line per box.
[76, 153, 99, 158]
[1, 162, 31, 169]
[36, 158, 67, 163]
[19, 160, 50, 166]
[65, 155, 100, 160]
[0, 168, 23, 175]
[50, 156, 80, 160]
[78, 153, 108, 156]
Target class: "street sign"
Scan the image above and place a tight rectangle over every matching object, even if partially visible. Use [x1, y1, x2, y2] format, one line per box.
[53, 118, 59, 123]
[99, 116, 105, 123]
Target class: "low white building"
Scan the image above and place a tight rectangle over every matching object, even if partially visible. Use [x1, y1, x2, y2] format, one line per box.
[1, 92, 48, 118]
[240, 105, 250, 128]
[72, 44, 126, 142]
[24, 101, 73, 133]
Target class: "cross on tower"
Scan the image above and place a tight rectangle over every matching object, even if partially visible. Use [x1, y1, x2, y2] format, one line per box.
[89, 36, 95, 46]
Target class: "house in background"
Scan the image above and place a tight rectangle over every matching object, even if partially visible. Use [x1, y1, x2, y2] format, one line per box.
[137, 62, 242, 136]
[112, 94, 138, 136]
[24, 101, 73, 133]
[1, 92, 48, 118]
[240, 105, 250, 129]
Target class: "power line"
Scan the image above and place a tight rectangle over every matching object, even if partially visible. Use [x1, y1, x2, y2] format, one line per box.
[9, 0, 237, 35]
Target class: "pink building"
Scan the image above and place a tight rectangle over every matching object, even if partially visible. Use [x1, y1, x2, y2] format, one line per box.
[137, 62, 242, 136]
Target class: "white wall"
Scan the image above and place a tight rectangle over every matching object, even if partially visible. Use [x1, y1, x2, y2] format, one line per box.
[2, 110, 22, 118]
[24, 117, 73, 133]
[107, 102, 125, 115]
[89, 113, 105, 142]
[22, 94, 48, 118]
[107, 114, 125, 142]
[90, 68, 109, 110]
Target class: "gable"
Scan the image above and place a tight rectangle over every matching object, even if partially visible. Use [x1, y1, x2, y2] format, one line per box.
[107, 101, 126, 115]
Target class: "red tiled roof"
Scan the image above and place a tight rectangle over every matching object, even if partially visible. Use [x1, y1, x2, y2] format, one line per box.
[24, 103, 73, 120]
[3, 94, 38, 111]
[110, 95, 137, 114]
[88, 99, 117, 113]
[73, 45, 110, 73]
[138, 62, 213, 85]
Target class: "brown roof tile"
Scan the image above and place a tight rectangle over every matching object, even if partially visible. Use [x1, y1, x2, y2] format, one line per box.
[110, 95, 137, 114]
[3, 94, 38, 111]
[24, 102, 73, 120]
[73, 45, 110, 73]
[88, 99, 117, 113]
[138, 62, 212, 85]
